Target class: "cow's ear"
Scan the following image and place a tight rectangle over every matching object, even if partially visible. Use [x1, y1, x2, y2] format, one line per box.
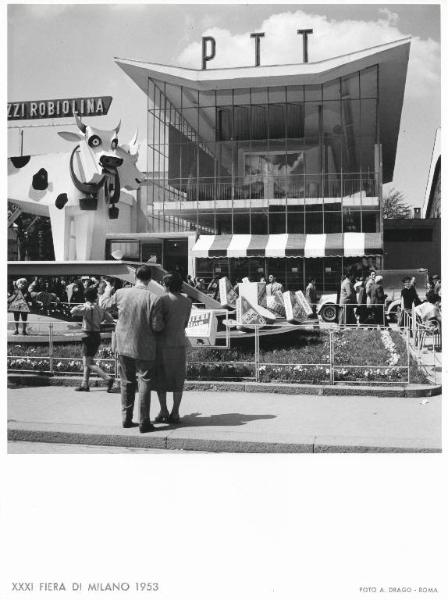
[57, 131, 84, 142]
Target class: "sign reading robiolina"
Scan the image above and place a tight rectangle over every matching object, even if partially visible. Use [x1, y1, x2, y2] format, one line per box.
[7, 96, 113, 121]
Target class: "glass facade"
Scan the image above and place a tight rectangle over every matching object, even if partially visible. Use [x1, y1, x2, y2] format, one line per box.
[144, 65, 382, 290]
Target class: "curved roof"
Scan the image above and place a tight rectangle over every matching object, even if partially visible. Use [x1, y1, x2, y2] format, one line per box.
[115, 37, 410, 182]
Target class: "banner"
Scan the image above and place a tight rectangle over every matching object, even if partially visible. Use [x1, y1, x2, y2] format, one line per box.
[296, 290, 314, 317]
[238, 282, 267, 308]
[185, 310, 218, 346]
[266, 291, 286, 317]
[283, 291, 308, 323]
[219, 277, 238, 308]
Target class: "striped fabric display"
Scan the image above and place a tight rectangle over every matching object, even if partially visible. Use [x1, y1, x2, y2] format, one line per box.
[191, 233, 383, 258]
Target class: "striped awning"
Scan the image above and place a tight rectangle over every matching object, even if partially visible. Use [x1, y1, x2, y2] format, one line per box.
[192, 233, 382, 258]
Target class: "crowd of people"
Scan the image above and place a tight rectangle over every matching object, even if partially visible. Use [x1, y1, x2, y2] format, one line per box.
[7, 275, 128, 328]
[337, 271, 441, 327]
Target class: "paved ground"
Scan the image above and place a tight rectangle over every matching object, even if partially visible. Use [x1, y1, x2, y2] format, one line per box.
[8, 441, 198, 454]
[8, 386, 441, 453]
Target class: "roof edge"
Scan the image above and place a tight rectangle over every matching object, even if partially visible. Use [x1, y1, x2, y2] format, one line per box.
[114, 36, 411, 75]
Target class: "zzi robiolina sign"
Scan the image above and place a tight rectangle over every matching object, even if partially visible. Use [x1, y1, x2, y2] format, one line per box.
[7, 96, 113, 121]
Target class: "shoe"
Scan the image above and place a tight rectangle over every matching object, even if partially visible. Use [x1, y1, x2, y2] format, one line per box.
[106, 377, 115, 393]
[122, 420, 138, 429]
[22, 331, 28, 336]
[13, 331, 19, 335]
[74, 386, 90, 392]
[139, 420, 155, 433]
[154, 412, 169, 423]
[168, 414, 181, 424]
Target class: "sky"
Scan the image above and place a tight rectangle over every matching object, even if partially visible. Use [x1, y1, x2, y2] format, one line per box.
[7, 2, 441, 209]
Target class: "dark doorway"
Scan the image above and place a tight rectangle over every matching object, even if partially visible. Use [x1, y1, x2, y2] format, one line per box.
[163, 238, 188, 278]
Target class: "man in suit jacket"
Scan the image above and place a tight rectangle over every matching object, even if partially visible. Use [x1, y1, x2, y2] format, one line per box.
[339, 273, 357, 325]
[101, 265, 158, 433]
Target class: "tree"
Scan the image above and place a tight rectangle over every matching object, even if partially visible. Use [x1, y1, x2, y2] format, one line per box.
[383, 188, 412, 219]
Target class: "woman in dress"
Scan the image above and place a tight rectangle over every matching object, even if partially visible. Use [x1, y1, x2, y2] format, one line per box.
[152, 272, 192, 424]
[8, 278, 30, 335]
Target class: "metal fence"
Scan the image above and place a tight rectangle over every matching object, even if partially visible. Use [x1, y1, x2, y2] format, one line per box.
[8, 319, 411, 385]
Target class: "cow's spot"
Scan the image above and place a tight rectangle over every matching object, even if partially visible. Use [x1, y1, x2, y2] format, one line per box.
[32, 168, 48, 190]
[55, 193, 68, 209]
[10, 156, 31, 169]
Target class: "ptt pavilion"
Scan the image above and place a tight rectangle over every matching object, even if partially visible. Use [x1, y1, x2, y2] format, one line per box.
[114, 37, 410, 290]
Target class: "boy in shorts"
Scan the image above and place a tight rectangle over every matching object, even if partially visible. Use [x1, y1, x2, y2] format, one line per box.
[71, 286, 115, 392]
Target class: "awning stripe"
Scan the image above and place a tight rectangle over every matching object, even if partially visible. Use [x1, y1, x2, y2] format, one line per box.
[191, 235, 215, 258]
[304, 234, 327, 258]
[191, 233, 383, 258]
[227, 234, 252, 258]
[265, 233, 288, 257]
[344, 232, 365, 257]
[285, 234, 307, 256]
[247, 234, 269, 257]
[208, 234, 232, 257]
[324, 233, 344, 257]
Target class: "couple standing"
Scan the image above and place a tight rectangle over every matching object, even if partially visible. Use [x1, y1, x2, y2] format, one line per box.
[102, 265, 192, 433]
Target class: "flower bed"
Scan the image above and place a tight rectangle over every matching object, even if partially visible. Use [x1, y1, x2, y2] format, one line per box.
[7, 328, 428, 384]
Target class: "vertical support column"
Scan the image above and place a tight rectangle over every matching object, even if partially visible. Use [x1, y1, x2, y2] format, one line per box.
[329, 330, 334, 385]
[406, 325, 411, 385]
[254, 325, 260, 382]
[49, 323, 54, 375]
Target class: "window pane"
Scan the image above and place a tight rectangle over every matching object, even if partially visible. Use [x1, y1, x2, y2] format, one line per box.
[286, 103, 304, 138]
[360, 65, 378, 98]
[287, 209, 305, 234]
[216, 213, 232, 234]
[306, 211, 323, 234]
[269, 210, 286, 233]
[343, 209, 361, 232]
[251, 105, 267, 140]
[251, 87, 268, 104]
[323, 78, 340, 100]
[305, 84, 322, 101]
[286, 85, 304, 102]
[342, 73, 360, 98]
[268, 104, 286, 140]
[324, 210, 342, 233]
[233, 212, 250, 233]
[304, 102, 320, 138]
[251, 212, 268, 234]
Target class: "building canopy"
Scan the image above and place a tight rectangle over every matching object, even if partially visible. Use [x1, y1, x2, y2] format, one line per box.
[116, 37, 410, 183]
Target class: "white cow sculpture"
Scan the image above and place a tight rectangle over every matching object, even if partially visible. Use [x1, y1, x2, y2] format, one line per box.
[8, 113, 143, 260]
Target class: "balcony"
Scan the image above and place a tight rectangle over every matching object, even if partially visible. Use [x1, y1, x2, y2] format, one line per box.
[147, 172, 379, 214]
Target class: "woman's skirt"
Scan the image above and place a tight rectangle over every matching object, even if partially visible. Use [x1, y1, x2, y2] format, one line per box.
[154, 346, 187, 392]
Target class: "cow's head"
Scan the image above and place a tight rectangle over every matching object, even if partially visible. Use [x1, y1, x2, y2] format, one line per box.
[58, 114, 143, 201]
[58, 113, 123, 180]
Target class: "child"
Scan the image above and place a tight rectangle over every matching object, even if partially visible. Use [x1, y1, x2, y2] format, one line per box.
[71, 286, 115, 392]
[8, 278, 30, 335]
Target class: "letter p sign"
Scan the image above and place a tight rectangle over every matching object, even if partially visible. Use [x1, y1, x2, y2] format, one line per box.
[202, 36, 216, 70]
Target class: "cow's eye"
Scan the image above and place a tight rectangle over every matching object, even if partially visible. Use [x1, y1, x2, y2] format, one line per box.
[111, 138, 118, 149]
[88, 135, 102, 148]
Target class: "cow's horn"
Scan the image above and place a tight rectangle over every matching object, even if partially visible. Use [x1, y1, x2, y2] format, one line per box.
[130, 129, 138, 146]
[114, 120, 121, 135]
[74, 112, 87, 134]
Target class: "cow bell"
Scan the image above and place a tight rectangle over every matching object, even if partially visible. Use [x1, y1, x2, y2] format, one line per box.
[79, 195, 98, 211]
[109, 205, 119, 220]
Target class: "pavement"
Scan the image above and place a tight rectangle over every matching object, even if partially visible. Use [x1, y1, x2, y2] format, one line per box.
[8, 385, 442, 453]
